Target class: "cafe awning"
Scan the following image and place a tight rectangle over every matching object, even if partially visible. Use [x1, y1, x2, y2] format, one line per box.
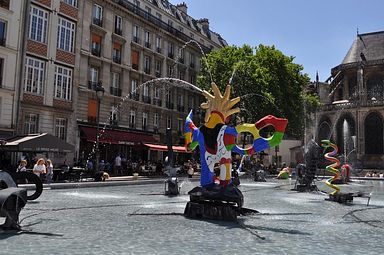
[143, 143, 191, 153]
[0, 133, 74, 153]
[80, 126, 156, 145]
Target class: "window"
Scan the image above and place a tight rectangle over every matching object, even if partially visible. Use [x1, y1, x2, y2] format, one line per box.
[142, 112, 148, 130]
[168, 20, 173, 28]
[29, 6, 48, 43]
[167, 65, 173, 77]
[54, 65, 72, 100]
[143, 84, 149, 97]
[0, 21, 6, 46]
[144, 56, 150, 74]
[113, 42, 121, 63]
[89, 67, 99, 83]
[179, 47, 185, 63]
[155, 36, 161, 53]
[0, 58, 3, 87]
[91, 33, 101, 56]
[110, 105, 119, 125]
[166, 90, 172, 102]
[63, 0, 77, 7]
[188, 96, 194, 109]
[155, 60, 161, 77]
[133, 25, 140, 43]
[168, 42, 174, 58]
[131, 50, 139, 70]
[111, 72, 120, 88]
[24, 114, 38, 134]
[144, 6, 151, 19]
[154, 113, 159, 127]
[144, 31, 151, 48]
[190, 33, 194, 39]
[0, 0, 10, 9]
[92, 4, 103, 26]
[189, 73, 196, 85]
[111, 72, 120, 96]
[24, 57, 45, 95]
[57, 17, 75, 52]
[114, 15, 122, 35]
[130, 110, 136, 126]
[55, 118, 67, 140]
[178, 118, 183, 132]
[178, 70, 185, 80]
[156, 13, 161, 21]
[133, 0, 140, 7]
[166, 116, 171, 129]
[189, 52, 195, 68]
[154, 86, 160, 99]
[131, 79, 137, 93]
[177, 94, 183, 106]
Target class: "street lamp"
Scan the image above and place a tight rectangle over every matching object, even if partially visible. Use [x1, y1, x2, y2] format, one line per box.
[95, 82, 105, 174]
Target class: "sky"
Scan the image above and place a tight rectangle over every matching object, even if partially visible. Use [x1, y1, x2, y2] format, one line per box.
[170, 0, 383, 81]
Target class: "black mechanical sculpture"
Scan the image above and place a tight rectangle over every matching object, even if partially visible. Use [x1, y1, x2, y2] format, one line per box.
[0, 171, 27, 230]
[164, 128, 180, 196]
[293, 139, 321, 192]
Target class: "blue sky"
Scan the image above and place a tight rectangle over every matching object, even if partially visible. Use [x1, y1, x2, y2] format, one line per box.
[173, 0, 383, 81]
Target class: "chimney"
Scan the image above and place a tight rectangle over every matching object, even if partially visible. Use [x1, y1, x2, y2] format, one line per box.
[197, 18, 209, 31]
[176, 2, 188, 14]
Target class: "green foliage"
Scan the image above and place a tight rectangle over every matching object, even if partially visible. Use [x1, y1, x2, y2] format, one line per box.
[197, 44, 318, 139]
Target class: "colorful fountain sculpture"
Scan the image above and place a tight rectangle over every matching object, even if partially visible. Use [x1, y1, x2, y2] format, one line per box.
[321, 140, 353, 203]
[183, 82, 288, 220]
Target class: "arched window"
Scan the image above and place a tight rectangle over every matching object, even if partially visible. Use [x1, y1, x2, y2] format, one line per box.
[348, 75, 357, 100]
[365, 112, 383, 154]
[367, 75, 384, 100]
[317, 119, 332, 145]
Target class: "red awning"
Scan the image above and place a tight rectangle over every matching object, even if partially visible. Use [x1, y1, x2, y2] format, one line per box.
[143, 143, 191, 153]
[80, 126, 156, 145]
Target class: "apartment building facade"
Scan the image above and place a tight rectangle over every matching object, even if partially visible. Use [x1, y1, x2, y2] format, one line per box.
[16, 0, 78, 164]
[75, 0, 227, 164]
[0, 1, 24, 140]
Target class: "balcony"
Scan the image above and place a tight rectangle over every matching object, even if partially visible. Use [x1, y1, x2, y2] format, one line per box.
[133, 36, 140, 44]
[155, 71, 161, 78]
[145, 42, 151, 49]
[189, 62, 195, 69]
[0, 38, 5, 47]
[110, 87, 122, 97]
[88, 81, 100, 90]
[156, 47, 161, 54]
[132, 63, 139, 70]
[152, 98, 162, 107]
[113, 55, 121, 64]
[130, 93, 140, 101]
[166, 101, 174, 110]
[91, 47, 101, 57]
[177, 105, 185, 112]
[144, 68, 151, 75]
[142, 95, 151, 104]
[114, 28, 122, 36]
[93, 17, 103, 27]
[168, 52, 174, 59]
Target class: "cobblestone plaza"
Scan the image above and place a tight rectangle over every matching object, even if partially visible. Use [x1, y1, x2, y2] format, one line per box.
[1, 178, 384, 255]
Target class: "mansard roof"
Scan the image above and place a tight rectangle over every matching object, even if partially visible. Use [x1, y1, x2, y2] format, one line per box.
[342, 31, 384, 64]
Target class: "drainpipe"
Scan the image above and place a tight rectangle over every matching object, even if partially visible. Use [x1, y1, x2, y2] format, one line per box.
[15, 0, 31, 135]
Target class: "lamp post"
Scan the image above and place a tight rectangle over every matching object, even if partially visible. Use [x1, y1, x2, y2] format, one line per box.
[95, 83, 105, 174]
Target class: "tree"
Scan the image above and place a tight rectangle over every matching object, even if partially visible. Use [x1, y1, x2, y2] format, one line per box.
[197, 44, 318, 139]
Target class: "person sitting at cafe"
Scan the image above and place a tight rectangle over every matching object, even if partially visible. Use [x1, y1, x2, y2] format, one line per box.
[33, 158, 46, 180]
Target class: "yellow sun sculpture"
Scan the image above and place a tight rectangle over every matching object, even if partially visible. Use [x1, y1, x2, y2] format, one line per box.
[201, 82, 241, 126]
[185, 82, 288, 188]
